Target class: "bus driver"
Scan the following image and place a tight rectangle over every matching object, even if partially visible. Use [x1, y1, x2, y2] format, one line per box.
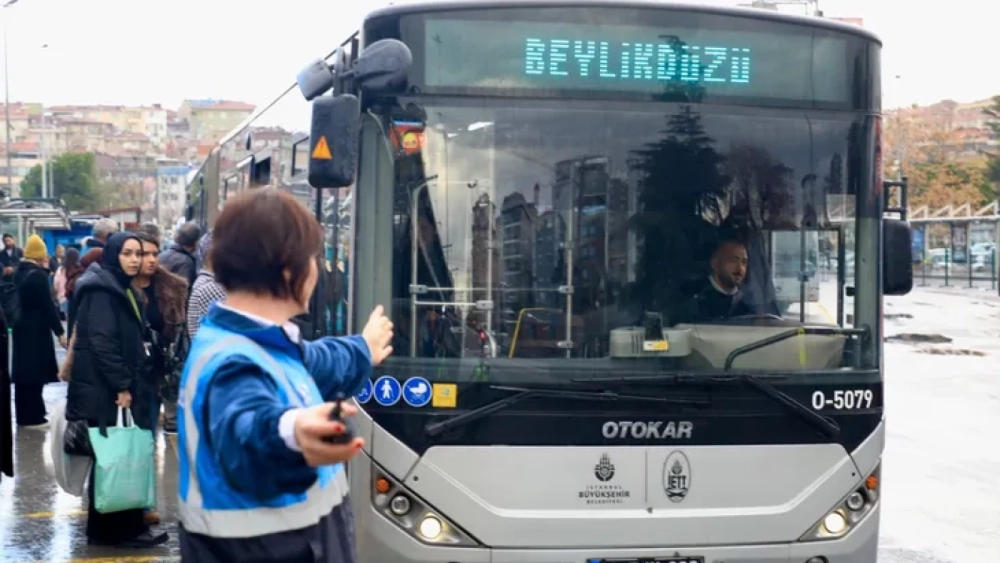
[676, 239, 753, 324]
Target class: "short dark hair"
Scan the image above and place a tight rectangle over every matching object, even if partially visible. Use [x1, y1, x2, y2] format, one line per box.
[136, 232, 160, 251]
[712, 239, 748, 263]
[136, 223, 161, 242]
[175, 221, 202, 247]
[2, 233, 12, 240]
[211, 189, 323, 303]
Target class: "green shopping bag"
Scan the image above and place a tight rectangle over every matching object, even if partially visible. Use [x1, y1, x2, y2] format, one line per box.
[88, 408, 156, 513]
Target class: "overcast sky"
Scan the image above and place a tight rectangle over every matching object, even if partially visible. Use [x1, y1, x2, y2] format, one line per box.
[2, 0, 993, 110]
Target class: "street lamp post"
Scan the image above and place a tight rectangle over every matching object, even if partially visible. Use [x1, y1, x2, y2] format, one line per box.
[2, 0, 19, 199]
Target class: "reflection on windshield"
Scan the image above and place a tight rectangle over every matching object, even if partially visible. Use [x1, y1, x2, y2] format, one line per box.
[383, 101, 863, 372]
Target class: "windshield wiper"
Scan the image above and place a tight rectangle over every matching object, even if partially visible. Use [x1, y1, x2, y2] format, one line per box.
[571, 373, 839, 439]
[425, 385, 709, 437]
[737, 374, 840, 439]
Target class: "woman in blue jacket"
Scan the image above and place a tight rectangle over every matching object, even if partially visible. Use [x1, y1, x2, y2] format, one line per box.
[177, 188, 393, 563]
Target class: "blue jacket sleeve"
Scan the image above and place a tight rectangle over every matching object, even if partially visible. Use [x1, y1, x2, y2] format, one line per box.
[303, 335, 373, 400]
[205, 355, 318, 498]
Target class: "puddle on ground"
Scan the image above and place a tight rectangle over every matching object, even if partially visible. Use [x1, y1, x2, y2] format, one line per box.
[885, 333, 953, 344]
[916, 348, 986, 357]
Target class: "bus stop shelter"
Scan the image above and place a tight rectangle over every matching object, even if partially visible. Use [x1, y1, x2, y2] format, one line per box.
[0, 198, 72, 243]
[910, 200, 999, 290]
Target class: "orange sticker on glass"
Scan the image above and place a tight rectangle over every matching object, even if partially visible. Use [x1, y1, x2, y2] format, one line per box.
[392, 121, 425, 155]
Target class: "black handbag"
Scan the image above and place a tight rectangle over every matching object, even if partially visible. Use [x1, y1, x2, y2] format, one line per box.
[63, 419, 93, 457]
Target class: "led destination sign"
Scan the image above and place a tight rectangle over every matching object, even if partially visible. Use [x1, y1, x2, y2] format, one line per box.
[525, 38, 750, 85]
[422, 17, 851, 103]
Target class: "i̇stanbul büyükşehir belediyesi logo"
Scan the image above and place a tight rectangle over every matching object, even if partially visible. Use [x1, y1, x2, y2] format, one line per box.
[594, 453, 615, 482]
[580, 453, 631, 506]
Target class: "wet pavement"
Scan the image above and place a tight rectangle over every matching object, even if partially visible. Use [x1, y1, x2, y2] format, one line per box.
[1, 287, 998, 562]
[0, 405, 180, 563]
[1, 343, 179, 563]
[876, 288, 1000, 563]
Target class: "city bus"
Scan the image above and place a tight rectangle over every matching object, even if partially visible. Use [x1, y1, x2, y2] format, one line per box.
[185, 1, 914, 561]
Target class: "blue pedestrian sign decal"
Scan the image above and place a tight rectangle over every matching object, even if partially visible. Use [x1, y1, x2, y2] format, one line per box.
[373, 376, 401, 406]
[356, 379, 373, 404]
[402, 377, 432, 408]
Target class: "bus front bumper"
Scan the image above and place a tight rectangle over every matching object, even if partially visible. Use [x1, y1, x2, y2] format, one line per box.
[358, 504, 880, 563]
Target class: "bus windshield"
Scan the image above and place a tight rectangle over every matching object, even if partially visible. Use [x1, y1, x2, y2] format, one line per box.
[770, 230, 823, 313]
[375, 98, 867, 375]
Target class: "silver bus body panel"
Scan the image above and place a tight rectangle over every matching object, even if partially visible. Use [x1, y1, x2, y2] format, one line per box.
[371, 419, 422, 480]
[351, 464, 879, 562]
[401, 444, 858, 547]
[349, 408, 884, 555]
[849, 417, 885, 478]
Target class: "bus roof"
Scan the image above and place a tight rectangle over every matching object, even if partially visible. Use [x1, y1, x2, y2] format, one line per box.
[365, 0, 881, 44]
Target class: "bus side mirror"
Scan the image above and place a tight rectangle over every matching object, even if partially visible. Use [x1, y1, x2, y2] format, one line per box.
[883, 219, 913, 296]
[307, 94, 361, 189]
[350, 39, 412, 94]
[296, 59, 336, 101]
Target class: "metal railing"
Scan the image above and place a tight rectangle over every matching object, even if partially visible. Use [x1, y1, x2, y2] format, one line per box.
[913, 248, 998, 290]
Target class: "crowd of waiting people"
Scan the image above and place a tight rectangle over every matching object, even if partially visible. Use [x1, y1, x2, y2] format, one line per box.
[1, 189, 389, 563]
[1, 217, 217, 546]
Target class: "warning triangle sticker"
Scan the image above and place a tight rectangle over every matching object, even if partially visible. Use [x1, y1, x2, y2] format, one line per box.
[312, 136, 332, 160]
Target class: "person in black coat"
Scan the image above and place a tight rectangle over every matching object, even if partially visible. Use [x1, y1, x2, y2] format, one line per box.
[0, 233, 23, 279]
[0, 308, 11, 483]
[63, 232, 168, 549]
[11, 234, 66, 427]
[158, 221, 201, 287]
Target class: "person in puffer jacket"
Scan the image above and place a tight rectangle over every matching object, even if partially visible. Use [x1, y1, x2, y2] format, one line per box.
[177, 189, 393, 563]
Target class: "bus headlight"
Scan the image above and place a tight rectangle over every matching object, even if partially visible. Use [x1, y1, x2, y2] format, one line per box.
[821, 511, 848, 535]
[799, 463, 880, 542]
[370, 464, 480, 547]
[389, 494, 411, 516]
[418, 516, 443, 540]
[845, 491, 865, 512]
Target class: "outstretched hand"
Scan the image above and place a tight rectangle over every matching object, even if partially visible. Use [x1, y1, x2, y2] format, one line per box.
[362, 305, 394, 365]
[293, 402, 365, 467]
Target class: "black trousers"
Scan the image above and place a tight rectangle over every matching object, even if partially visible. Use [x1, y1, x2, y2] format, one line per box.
[13, 383, 46, 426]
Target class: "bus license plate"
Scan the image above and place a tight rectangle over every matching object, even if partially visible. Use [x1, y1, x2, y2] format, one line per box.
[588, 558, 703, 563]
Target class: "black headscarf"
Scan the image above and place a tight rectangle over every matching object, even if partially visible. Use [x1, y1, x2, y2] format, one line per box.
[103, 231, 142, 289]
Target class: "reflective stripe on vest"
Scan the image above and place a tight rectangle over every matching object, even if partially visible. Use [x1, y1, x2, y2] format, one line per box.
[179, 334, 346, 538]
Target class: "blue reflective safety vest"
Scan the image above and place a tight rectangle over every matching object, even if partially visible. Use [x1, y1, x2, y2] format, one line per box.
[177, 317, 349, 539]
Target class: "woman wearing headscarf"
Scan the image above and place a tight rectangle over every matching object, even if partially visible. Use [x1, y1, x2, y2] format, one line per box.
[63, 231, 168, 548]
[11, 235, 66, 428]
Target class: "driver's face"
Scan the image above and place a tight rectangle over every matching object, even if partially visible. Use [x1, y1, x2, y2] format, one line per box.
[713, 243, 748, 289]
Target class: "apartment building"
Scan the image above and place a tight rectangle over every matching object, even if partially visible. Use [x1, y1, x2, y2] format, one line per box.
[47, 104, 170, 147]
[155, 157, 192, 227]
[0, 99, 253, 213]
[177, 99, 255, 144]
[887, 98, 998, 160]
[0, 142, 42, 197]
[95, 152, 159, 209]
